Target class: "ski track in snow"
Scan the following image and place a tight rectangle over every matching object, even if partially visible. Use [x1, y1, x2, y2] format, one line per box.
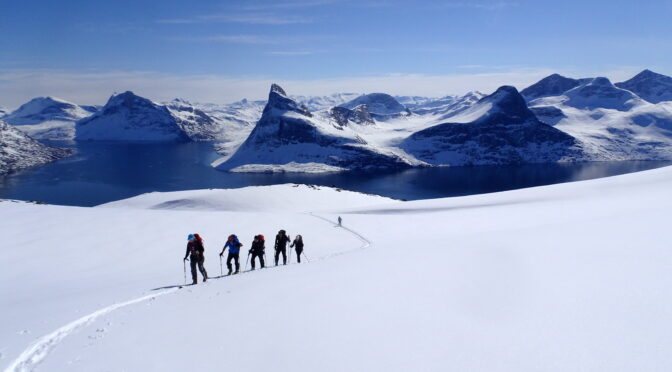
[3, 212, 370, 372]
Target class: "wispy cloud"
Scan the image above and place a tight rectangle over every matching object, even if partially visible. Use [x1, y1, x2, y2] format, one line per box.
[241, 0, 338, 10]
[434, 1, 518, 11]
[267, 51, 315, 56]
[0, 67, 565, 108]
[157, 13, 312, 25]
[170, 34, 280, 44]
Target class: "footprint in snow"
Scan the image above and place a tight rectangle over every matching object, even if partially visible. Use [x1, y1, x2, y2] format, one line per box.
[17, 329, 30, 335]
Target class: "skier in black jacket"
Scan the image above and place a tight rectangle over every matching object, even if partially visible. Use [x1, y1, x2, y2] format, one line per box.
[249, 235, 265, 270]
[274, 230, 291, 266]
[290, 234, 304, 263]
[183, 234, 208, 284]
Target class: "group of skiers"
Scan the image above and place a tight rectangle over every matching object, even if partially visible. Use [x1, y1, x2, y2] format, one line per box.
[182, 230, 306, 285]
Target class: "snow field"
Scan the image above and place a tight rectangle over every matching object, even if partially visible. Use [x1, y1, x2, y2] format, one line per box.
[2, 167, 672, 371]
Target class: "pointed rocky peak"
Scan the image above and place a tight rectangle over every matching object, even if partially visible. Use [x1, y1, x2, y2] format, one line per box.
[264, 84, 312, 117]
[521, 73, 584, 100]
[615, 69, 672, 104]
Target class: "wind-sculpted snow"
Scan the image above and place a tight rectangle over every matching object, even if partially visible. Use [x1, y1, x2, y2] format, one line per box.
[0, 120, 73, 174]
[403, 86, 582, 165]
[76, 91, 191, 142]
[615, 69, 672, 104]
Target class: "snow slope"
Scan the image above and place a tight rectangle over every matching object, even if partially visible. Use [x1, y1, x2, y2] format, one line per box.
[2, 166, 672, 371]
[3, 97, 96, 140]
[0, 120, 73, 174]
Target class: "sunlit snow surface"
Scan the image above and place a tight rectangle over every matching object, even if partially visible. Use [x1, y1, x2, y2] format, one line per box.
[2, 168, 672, 371]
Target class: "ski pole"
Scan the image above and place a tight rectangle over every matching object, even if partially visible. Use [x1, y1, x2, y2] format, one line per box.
[183, 259, 187, 285]
[288, 246, 292, 264]
[220, 255, 223, 277]
[245, 252, 250, 271]
[303, 251, 310, 263]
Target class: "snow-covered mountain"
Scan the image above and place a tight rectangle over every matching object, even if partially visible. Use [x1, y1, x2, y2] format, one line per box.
[524, 74, 672, 160]
[520, 73, 588, 101]
[76, 91, 191, 142]
[615, 69, 672, 104]
[0, 107, 8, 117]
[403, 86, 583, 165]
[165, 99, 227, 141]
[0, 120, 73, 174]
[329, 105, 375, 126]
[4, 96, 96, 140]
[292, 93, 361, 112]
[339, 93, 411, 119]
[215, 84, 413, 172]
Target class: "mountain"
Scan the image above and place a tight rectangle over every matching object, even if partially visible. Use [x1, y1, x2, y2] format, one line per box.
[521, 73, 588, 101]
[0, 107, 8, 117]
[165, 99, 226, 141]
[526, 76, 672, 160]
[329, 105, 375, 126]
[0, 120, 73, 174]
[293, 93, 361, 112]
[339, 93, 411, 119]
[560, 77, 644, 112]
[4, 96, 96, 140]
[403, 86, 582, 165]
[76, 91, 191, 142]
[615, 69, 672, 104]
[215, 84, 413, 173]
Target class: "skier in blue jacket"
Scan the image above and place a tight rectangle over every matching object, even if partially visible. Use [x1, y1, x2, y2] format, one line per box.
[220, 234, 243, 275]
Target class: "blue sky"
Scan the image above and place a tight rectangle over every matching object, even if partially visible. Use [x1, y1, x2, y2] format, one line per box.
[1, 0, 671, 107]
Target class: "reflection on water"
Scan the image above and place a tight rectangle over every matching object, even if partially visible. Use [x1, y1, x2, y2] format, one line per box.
[0, 141, 670, 206]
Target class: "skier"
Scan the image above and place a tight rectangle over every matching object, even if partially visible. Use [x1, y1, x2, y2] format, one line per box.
[338, 216, 342, 226]
[274, 229, 291, 266]
[183, 234, 208, 284]
[249, 234, 265, 270]
[290, 234, 304, 263]
[220, 234, 243, 275]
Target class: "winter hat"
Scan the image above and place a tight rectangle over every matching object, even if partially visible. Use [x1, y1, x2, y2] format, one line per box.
[188, 234, 195, 240]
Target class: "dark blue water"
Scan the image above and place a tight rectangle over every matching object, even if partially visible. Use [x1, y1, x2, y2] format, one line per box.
[1, 141, 670, 206]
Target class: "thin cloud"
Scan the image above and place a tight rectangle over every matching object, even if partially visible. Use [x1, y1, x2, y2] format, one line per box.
[267, 51, 315, 56]
[241, 0, 338, 10]
[170, 35, 280, 44]
[434, 1, 518, 11]
[158, 13, 312, 25]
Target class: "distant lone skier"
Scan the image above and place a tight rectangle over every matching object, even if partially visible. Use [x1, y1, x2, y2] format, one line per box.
[290, 234, 304, 263]
[338, 216, 342, 226]
[249, 234, 265, 270]
[220, 234, 243, 275]
[274, 230, 291, 266]
[184, 234, 208, 284]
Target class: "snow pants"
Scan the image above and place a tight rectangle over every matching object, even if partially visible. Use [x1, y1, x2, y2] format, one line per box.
[226, 252, 240, 273]
[295, 247, 303, 263]
[190, 255, 208, 283]
[251, 251, 265, 269]
[275, 247, 287, 265]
